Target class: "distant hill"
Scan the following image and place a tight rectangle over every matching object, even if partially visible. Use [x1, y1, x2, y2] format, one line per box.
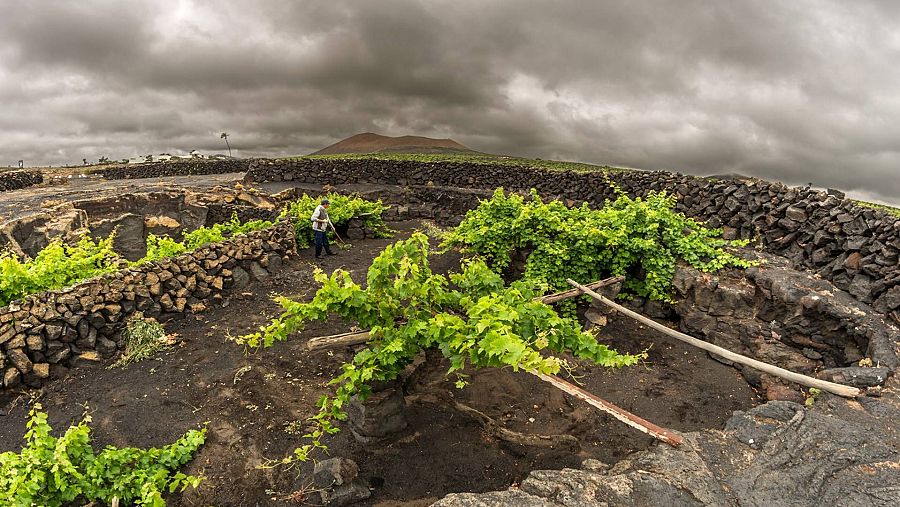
[311, 132, 476, 155]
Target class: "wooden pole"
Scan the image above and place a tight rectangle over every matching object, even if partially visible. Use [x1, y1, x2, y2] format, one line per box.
[532, 372, 683, 447]
[306, 330, 370, 350]
[565, 278, 862, 398]
[540, 276, 624, 303]
[306, 276, 624, 351]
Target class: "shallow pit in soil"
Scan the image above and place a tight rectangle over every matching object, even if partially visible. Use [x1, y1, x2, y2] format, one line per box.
[0, 221, 760, 506]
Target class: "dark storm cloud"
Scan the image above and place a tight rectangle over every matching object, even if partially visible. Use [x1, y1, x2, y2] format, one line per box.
[1, 1, 899, 204]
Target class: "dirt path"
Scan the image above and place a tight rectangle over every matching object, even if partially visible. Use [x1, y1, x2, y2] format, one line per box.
[0, 221, 759, 506]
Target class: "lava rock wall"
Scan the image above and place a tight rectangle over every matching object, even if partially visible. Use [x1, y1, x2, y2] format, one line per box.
[0, 220, 295, 390]
[247, 158, 900, 316]
[0, 170, 43, 192]
[94, 159, 250, 180]
[652, 252, 898, 381]
[360, 185, 491, 225]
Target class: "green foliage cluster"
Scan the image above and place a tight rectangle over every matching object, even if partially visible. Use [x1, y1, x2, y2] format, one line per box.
[442, 188, 753, 301]
[0, 236, 119, 307]
[804, 387, 822, 407]
[140, 214, 273, 263]
[294, 152, 622, 173]
[0, 404, 205, 506]
[109, 314, 171, 369]
[238, 233, 641, 464]
[0, 214, 273, 307]
[279, 192, 392, 248]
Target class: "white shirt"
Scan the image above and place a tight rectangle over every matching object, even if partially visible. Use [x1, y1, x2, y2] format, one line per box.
[311, 204, 329, 232]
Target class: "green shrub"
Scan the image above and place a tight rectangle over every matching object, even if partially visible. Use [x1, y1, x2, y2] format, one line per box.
[442, 188, 753, 301]
[0, 404, 205, 506]
[0, 236, 118, 307]
[279, 193, 392, 248]
[138, 214, 273, 264]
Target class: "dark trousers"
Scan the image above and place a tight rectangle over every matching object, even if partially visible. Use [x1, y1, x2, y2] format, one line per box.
[314, 230, 333, 257]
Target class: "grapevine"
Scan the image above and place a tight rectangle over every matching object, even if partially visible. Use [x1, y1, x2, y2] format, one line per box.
[139, 213, 273, 263]
[442, 188, 754, 301]
[279, 192, 392, 248]
[0, 214, 273, 307]
[238, 233, 641, 464]
[0, 236, 118, 306]
[0, 404, 205, 506]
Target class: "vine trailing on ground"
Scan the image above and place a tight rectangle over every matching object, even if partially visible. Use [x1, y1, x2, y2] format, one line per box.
[279, 192, 392, 248]
[0, 236, 118, 306]
[0, 404, 206, 506]
[236, 233, 642, 465]
[442, 188, 754, 301]
[0, 214, 273, 307]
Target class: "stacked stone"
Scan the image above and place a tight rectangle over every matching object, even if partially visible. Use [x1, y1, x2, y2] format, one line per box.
[246, 158, 900, 315]
[0, 220, 295, 390]
[203, 203, 279, 226]
[364, 185, 491, 225]
[654, 252, 898, 388]
[95, 159, 250, 180]
[0, 170, 43, 192]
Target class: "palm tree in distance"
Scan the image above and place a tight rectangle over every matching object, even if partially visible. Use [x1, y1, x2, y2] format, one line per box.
[220, 132, 232, 157]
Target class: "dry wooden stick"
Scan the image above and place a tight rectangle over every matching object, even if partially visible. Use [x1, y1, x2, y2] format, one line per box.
[539, 275, 624, 303]
[565, 278, 862, 398]
[306, 276, 624, 351]
[306, 330, 371, 350]
[306, 330, 371, 351]
[531, 372, 683, 447]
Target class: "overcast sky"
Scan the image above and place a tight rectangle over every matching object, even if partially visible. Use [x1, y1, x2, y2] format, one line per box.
[2, 1, 899, 204]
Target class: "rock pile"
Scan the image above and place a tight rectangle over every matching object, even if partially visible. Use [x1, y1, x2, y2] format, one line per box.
[0, 220, 295, 390]
[0, 170, 43, 192]
[246, 158, 900, 315]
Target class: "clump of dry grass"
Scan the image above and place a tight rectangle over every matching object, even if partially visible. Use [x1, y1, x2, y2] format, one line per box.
[109, 313, 174, 368]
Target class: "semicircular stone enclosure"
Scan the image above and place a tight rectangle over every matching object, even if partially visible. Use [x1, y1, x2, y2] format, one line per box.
[1, 158, 897, 507]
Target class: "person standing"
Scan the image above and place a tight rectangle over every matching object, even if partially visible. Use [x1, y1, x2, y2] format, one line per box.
[311, 198, 336, 258]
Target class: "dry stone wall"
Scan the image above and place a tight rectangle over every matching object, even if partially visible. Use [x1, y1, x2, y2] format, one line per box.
[204, 203, 280, 226]
[0, 170, 43, 192]
[359, 185, 491, 225]
[643, 252, 899, 385]
[247, 158, 900, 316]
[94, 159, 249, 180]
[0, 220, 295, 390]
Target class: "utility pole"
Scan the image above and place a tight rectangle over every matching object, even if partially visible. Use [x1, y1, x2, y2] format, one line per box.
[220, 132, 232, 157]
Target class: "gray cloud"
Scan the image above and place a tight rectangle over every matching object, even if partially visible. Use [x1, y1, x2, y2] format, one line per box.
[1, 0, 899, 204]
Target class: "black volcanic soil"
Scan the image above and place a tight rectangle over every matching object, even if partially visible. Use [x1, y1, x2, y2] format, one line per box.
[0, 221, 759, 506]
